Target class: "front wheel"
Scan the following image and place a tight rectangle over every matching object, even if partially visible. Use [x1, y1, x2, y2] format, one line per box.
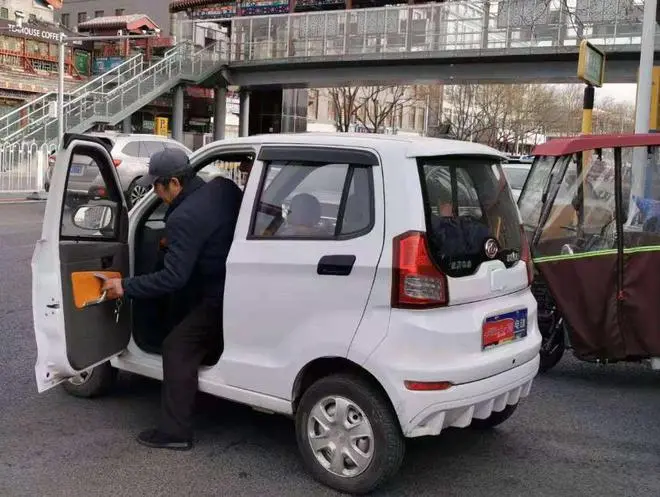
[295, 374, 405, 495]
[61, 362, 117, 398]
[470, 403, 518, 429]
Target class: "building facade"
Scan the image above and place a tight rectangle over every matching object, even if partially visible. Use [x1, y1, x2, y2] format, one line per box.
[60, 1, 173, 34]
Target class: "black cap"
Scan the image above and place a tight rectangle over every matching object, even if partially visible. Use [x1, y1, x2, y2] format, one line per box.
[137, 147, 192, 187]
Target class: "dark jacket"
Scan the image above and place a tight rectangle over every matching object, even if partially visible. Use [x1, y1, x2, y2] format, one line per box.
[123, 176, 242, 303]
[431, 215, 490, 257]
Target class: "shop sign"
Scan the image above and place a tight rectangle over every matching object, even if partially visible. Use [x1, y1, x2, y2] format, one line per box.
[6, 23, 63, 42]
[154, 117, 169, 137]
[93, 56, 125, 75]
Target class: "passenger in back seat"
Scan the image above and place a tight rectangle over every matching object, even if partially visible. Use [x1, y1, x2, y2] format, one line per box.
[101, 147, 242, 451]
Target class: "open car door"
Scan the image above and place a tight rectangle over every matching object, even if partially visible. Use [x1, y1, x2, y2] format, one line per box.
[32, 134, 131, 392]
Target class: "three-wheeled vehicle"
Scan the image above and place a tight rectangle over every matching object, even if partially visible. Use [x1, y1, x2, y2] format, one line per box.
[518, 133, 660, 372]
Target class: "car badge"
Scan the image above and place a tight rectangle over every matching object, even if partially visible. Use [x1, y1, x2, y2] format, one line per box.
[484, 238, 499, 259]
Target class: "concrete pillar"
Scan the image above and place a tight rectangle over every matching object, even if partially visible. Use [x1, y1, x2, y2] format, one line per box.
[122, 115, 132, 134]
[172, 85, 185, 142]
[239, 89, 250, 137]
[213, 86, 227, 141]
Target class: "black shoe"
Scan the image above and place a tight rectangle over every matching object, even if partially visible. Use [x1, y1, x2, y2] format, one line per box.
[136, 429, 192, 451]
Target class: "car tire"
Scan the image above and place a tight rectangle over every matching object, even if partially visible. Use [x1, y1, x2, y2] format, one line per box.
[470, 403, 518, 430]
[61, 362, 118, 398]
[295, 373, 405, 495]
[126, 178, 151, 209]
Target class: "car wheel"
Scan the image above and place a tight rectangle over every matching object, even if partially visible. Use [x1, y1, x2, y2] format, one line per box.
[295, 374, 405, 495]
[470, 403, 518, 430]
[61, 362, 117, 398]
[126, 178, 151, 209]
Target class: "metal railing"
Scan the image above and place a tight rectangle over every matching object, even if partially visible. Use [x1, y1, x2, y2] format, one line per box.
[0, 141, 53, 193]
[0, 54, 144, 145]
[220, 0, 650, 63]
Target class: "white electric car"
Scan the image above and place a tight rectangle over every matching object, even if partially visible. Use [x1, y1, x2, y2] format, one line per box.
[32, 133, 541, 494]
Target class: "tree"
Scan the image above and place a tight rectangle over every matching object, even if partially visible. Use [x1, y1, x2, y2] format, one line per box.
[354, 85, 412, 133]
[327, 86, 364, 132]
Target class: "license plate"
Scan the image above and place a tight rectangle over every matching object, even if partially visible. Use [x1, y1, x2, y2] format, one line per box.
[482, 308, 527, 350]
[70, 165, 84, 176]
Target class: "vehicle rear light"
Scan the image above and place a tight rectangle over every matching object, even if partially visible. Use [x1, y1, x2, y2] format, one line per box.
[113, 159, 122, 167]
[392, 231, 448, 308]
[520, 225, 533, 286]
[404, 380, 453, 391]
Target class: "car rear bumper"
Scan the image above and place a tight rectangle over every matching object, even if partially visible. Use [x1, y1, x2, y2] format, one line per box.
[400, 354, 539, 437]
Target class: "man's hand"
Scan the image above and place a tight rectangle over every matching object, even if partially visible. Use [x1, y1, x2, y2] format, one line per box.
[102, 278, 124, 299]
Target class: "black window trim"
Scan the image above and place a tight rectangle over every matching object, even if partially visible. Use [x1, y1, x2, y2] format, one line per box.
[257, 145, 379, 166]
[247, 159, 376, 242]
[59, 142, 127, 243]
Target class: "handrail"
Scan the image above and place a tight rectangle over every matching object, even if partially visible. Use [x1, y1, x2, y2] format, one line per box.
[0, 53, 143, 135]
[104, 44, 185, 97]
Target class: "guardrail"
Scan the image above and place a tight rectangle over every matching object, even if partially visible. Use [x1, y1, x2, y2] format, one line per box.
[0, 141, 54, 193]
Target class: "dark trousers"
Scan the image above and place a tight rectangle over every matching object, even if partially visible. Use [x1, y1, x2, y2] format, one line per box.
[159, 299, 222, 440]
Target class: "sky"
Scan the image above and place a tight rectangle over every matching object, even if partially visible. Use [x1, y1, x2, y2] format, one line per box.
[596, 83, 637, 104]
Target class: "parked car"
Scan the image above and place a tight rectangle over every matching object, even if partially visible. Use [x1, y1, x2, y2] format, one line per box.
[45, 132, 192, 208]
[503, 162, 532, 201]
[34, 132, 541, 494]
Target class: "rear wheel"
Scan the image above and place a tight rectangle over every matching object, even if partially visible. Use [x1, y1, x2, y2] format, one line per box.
[61, 362, 117, 398]
[539, 320, 566, 373]
[295, 374, 405, 495]
[470, 403, 518, 429]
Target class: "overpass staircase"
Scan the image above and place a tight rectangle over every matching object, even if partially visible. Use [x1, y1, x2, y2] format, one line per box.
[0, 40, 227, 148]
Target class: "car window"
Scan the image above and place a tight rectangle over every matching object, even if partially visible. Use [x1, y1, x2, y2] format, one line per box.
[60, 151, 120, 240]
[503, 166, 530, 190]
[251, 161, 373, 239]
[142, 141, 166, 157]
[121, 142, 140, 157]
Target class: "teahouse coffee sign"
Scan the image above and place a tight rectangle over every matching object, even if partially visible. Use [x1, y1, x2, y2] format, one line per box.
[7, 23, 64, 41]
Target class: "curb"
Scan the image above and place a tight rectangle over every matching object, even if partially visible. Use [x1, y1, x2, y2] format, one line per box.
[0, 192, 47, 204]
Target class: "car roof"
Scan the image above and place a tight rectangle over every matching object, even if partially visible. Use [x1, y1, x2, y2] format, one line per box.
[209, 133, 507, 160]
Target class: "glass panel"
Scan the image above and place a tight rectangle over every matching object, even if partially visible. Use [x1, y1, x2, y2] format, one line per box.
[535, 149, 616, 257]
[340, 166, 372, 235]
[61, 153, 118, 240]
[251, 162, 352, 238]
[518, 155, 561, 232]
[419, 156, 522, 272]
[622, 146, 660, 248]
[121, 142, 140, 157]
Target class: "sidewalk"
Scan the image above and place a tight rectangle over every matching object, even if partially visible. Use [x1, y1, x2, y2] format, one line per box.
[0, 191, 47, 203]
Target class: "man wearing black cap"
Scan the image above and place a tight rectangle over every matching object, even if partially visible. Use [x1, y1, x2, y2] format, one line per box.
[102, 147, 243, 451]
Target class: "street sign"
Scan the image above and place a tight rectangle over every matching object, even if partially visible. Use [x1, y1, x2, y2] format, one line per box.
[577, 40, 605, 87]
[154, 117, 168, 137]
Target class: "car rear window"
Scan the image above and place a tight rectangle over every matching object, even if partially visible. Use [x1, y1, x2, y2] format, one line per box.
[418, 156, 522, 277]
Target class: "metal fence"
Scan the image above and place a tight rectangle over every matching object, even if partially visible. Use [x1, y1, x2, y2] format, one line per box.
[0, 141, 53, 194]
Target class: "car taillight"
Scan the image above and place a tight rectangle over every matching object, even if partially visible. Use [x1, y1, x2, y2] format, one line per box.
[113, 159, 122, 167]
[392, 231, 448, 308]
[520, 225, 533, 286]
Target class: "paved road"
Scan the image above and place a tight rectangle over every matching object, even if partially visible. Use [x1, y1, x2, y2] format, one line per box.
[1, 202, 660, 497]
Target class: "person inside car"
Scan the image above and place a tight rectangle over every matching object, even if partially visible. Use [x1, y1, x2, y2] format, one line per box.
[431, 198, 491, 258]
[101, 147, 243, 451]
[279, 193, 326, 237]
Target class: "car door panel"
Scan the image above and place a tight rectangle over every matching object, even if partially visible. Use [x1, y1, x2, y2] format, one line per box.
[33, 133, 130, 392]
[220, 147, 384, 400]
[61, 243, 130, 371]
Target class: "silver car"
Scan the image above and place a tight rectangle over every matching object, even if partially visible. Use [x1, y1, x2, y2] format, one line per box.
[46, 132, 192, 207]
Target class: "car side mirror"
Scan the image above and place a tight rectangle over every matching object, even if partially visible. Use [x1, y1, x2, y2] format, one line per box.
[72, 205, 114, 232]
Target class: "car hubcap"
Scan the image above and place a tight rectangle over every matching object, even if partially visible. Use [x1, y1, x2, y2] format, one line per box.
[307, 395, 374, 478]
[68, 370, 91, 386]
[130, 185, 151, 204]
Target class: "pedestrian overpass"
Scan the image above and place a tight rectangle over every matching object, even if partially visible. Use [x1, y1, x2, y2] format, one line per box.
[0, 0, 655, 192]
